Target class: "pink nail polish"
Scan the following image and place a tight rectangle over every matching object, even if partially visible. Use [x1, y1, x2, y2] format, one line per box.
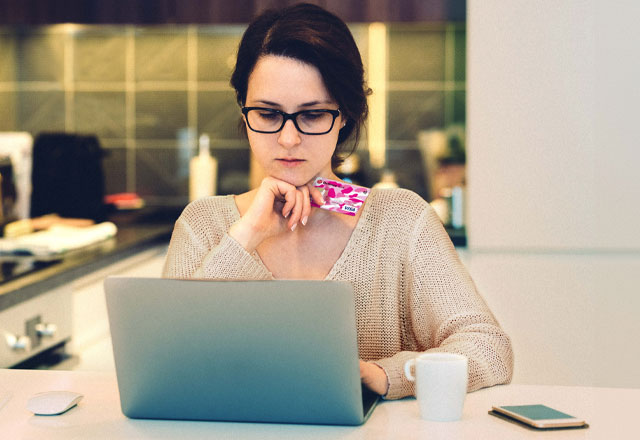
[291, 223, 297, 232]
[301, 216, 308, 226]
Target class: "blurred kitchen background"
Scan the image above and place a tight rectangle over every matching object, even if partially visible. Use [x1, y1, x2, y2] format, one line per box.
[0, 1, 468, 236]
[1, 0, 639, 393]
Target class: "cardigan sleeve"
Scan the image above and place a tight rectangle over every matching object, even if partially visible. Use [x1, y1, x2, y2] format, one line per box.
[374, 206, 514, 400]
[162, 206, 273, 280]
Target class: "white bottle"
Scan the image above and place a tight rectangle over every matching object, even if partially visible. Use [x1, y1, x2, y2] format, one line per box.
[189, 134, 217, 201]
[450, 186, 465, 229]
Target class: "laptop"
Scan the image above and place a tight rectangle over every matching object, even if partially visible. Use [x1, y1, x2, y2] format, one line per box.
[104, 277, 379, 425]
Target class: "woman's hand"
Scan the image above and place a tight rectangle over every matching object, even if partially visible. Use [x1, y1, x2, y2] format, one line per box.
[360, 360, 389, 396]
[229, 176, 325, 252]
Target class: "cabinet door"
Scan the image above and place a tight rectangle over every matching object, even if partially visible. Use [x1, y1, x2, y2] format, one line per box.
[71, 245, 168, 369]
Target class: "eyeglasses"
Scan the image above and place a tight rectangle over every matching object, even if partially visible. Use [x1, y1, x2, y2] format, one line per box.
[242, 107, 341, 135]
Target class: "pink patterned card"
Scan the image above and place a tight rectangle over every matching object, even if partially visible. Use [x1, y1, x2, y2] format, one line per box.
[310, 177, 370, 216]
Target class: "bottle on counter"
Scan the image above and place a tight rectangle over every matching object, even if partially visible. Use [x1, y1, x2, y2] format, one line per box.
[432, 185, 465, 229]
[450, 185, 465, 229]
[189, 134, 218, 201]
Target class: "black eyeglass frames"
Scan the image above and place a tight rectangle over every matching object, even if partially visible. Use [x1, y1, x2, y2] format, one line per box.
[241, 107, 341, 135]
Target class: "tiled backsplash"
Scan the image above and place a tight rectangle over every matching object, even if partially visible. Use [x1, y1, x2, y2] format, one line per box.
[0, 23, 465, 206]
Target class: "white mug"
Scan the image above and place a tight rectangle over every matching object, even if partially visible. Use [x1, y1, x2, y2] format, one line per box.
[404, 353, 468, 422]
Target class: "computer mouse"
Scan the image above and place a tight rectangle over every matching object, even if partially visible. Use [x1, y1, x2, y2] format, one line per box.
[26, 391, 84, 416]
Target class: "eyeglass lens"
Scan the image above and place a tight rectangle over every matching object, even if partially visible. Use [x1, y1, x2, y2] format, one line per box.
[247, 109, 336, 134]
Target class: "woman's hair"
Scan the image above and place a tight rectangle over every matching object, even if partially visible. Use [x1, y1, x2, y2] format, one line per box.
[230, 3, 371, 168]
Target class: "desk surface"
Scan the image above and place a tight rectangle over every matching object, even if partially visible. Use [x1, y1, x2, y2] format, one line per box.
[1, 369, 637, 439]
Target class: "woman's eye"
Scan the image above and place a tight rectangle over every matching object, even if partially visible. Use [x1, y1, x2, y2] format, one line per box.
[300, 111, 324, 121]
[258, 111, 279, 120]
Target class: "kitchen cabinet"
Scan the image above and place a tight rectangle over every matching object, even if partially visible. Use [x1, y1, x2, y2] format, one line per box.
[0, 0, 465, 25]
[68, 244, 168, 371]
[0, 217, 173, 369]
[0, 284, 72, 368]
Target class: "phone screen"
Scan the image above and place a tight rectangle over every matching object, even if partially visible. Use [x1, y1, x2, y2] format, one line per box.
[499, 404, 575, 420]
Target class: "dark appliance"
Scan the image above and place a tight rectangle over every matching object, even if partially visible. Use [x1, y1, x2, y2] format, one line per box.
[30, 133, 106, 222]
[0, 155, 17, 226]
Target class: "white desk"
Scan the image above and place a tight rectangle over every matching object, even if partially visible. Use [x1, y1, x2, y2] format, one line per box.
[1, 369, 637, 439]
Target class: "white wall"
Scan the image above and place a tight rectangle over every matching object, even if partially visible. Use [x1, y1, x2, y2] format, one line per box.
[466, 0, 640, 387]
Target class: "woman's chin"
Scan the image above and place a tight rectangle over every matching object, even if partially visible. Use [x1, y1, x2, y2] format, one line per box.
[269, 170, 315, 188]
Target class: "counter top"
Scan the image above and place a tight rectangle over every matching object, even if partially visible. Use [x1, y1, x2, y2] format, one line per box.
[0, 209, 177, 312]
[1, 369, 637, 439]
[0, 202, 466, 312]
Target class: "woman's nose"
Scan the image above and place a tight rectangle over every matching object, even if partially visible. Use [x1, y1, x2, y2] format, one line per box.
[278, 119, 301, 148]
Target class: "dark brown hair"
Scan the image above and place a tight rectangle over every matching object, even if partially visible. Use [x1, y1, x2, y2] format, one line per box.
[230, 3, 371, 168]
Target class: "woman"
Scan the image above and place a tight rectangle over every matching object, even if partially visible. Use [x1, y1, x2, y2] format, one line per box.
[163, 3, 513, 400]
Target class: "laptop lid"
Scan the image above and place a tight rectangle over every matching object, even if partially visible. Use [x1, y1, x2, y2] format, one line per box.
[104, 277, 378, 425]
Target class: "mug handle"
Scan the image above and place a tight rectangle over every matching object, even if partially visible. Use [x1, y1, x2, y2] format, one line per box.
[404, 359, 416, 382]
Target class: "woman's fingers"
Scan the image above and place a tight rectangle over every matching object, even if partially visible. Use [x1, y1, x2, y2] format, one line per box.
[261, 176, 328, 233]
[309, 185, 325, 206]
[298, 185, 312, 226]
[288, 190, 304, 231]
[277, 181, 298, 219]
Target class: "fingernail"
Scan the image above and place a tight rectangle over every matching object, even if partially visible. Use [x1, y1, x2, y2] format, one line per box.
[284, 210, 290, 218]
[301, 216, 308, 226]
[291, 223, 297, 232]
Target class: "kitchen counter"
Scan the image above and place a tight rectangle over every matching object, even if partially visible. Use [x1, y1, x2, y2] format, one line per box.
[0, 205, 466, 314]
[0, 208, 178, 313]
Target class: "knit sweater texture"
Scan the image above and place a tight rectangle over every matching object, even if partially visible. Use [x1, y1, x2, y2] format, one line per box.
[162, 188, 514, 399]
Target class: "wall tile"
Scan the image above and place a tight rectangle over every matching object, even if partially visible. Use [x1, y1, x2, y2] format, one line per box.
[74, 91, 126, 139]
[388, 90, 444, 140]
[386, 148, 428, 197]
[349, 24, 369, 72]
[135, 91, 188, 139]
[0, 33, 17, 81]
[454, 27, 466, 82]
[17, 91, 65, 133]
[197, 28, 242, 82]
[197, 90, 244, 140]
[213, 147, 250, 195]
[388, 27, 445, 81]
[0, 91, 17, 131]
[135, 30, 188, 82]
[452, 90, 465, 124]
[101, 147, 128, 195]
[16, 33, 64, 83]
[74, 31, 127, 82]
[3, 23, 463, 204]
[135, 147, 188, 198]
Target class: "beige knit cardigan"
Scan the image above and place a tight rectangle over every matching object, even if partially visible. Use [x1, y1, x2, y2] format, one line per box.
[162, 188, 514, 399]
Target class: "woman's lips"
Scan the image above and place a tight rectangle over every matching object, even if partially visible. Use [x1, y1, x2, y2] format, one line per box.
[276, 158, 305, 167]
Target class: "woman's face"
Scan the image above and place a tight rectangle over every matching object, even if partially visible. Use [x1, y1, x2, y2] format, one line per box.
[244, 55, 344, 187]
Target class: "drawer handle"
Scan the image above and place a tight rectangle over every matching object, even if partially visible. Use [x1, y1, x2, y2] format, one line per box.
[35, 323, 57, 338]
[5, 334, 31, 351]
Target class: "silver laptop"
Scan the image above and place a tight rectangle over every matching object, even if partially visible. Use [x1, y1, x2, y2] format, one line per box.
[104, 277, 378, 425]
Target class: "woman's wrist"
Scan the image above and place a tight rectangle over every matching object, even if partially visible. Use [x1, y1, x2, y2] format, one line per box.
[360, 360, 390, 396]
[228, 219, 264, 253]
[370, 363, 389, 396]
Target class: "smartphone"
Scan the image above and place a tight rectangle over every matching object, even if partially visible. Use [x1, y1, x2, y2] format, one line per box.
[491, 404, 587, 429]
